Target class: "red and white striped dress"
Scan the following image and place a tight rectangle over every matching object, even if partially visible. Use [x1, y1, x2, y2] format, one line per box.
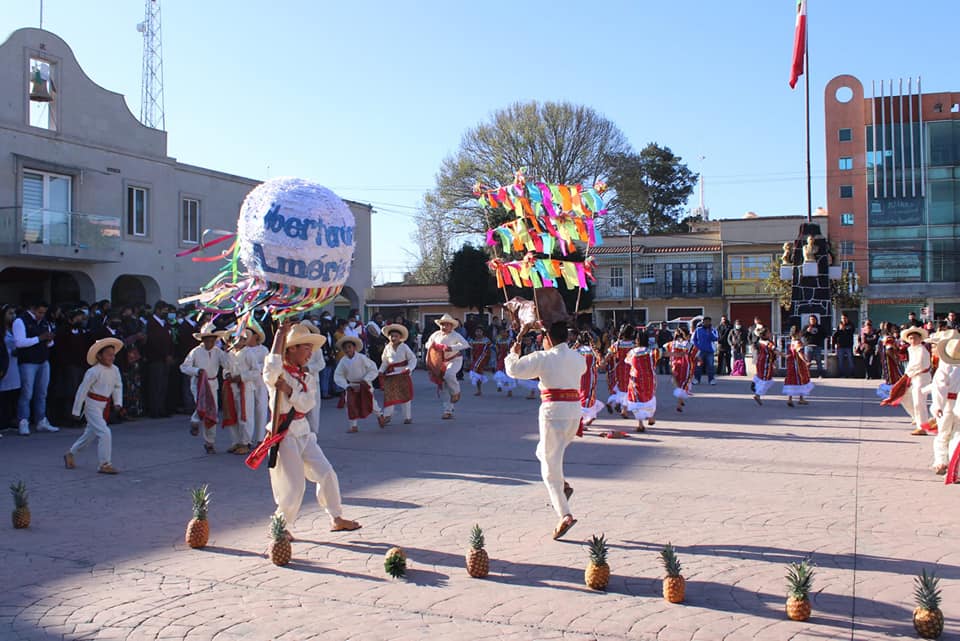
[578, 346, 605, 421]
[606, 340, 635, 407]
[753, 340, 777, 397]
[666, 339, 699, 400]
[625, 347, 658, 419]
[782, 339, 814, 396]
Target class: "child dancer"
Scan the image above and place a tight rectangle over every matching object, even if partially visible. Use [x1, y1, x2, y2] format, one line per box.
[877, 322, 904, 399]
[468, 326, 493, 396]
[625, 339, 659, 431]
[378, 323, 416, 425]
[782, 326, 814, 407]
[64, 337, 123, 474]
[575, 332, 605, 426]
[492, 326, 516, 396]
[519, 331, 541, 400]
[882, 327, 933, 435]
[180, 322, 228, 454]
[301, 320, 327, 436]
[751, 327, 779, 406]
[333, 335, 382, 432]
[424, 314, 470, 419]
[605, 324, 636, 417]
[665, 326, 698, 412]
[222, 332, 251, 454]
[240, 321, 270, 446]
[928, 333, 960, 475]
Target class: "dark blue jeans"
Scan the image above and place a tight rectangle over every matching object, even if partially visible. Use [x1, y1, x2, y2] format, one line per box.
[804, 346, 824, 377]
[836, 347, 854, 377]
[696, 351, 716, 382]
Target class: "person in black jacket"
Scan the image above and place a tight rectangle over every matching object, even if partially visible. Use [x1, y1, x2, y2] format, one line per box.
[832, 314, 855, 377]
[716, 316, 732, 376]
[857, 319, 880, 379]
[801, 315, 826, 378]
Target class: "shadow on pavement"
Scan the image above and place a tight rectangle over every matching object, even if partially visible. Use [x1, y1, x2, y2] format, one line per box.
[201, 544, 267, 559]
[343, 497, 422, 509]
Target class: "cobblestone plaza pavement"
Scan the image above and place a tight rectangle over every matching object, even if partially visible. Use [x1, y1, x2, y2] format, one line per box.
[2, 373, 958, 641]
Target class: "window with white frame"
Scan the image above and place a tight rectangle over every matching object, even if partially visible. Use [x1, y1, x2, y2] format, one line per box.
[839, 240, 855, 255]
[840, 260, 855, 274]
[181, 198, 200, 244]
[127, 186, 148, 237]
[727, 255, 772, 280]
[609, 266, 624, 289]
[22, 170, 71, 245]
[638, 263, 655, 280]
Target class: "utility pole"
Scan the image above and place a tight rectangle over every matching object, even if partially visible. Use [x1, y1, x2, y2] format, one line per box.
[137, 0, 165, 130]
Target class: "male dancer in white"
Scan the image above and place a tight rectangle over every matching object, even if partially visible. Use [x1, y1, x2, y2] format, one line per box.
[928, 333, 960, 474]
[64, 337, 123, 474]
[300, 320, 327, 435]
[239, 322, 269, 445]
[263, 322, 360, 537]
[902, 327, 933, 435]
[378, 323, 417, 424]
[505, 321, 586, 540]
[333, 336, 382, 432]
[180, 322, 228, 454]
[425, 314, 470, 420]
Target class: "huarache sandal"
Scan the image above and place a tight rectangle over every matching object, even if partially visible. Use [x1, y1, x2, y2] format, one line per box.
[753, 394, 762, 406]
[403, 419, 413, 424]
[97, 463, 119, 475]
[330, 519, 361, 532]
[563, 483, 574, 500]
[64, 452, 75, 469]
[552, 515, 577, 540]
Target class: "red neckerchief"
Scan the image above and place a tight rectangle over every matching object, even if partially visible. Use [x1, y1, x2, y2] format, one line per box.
[282, 363, 308, 392]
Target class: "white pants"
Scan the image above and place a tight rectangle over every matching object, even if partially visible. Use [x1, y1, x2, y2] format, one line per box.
[190, 378, 219, 445]
[536, 409, 581, 519]
[383, 401, 412, 421]
[269, 429, 343, 527]
[70, 400, 112, 465]
[933, 399, 957, 466]
[247, 381, 269, 444]
[308, 386, 323, 435]
[907, 372, 932, 429]
[441, 358, 462, 412]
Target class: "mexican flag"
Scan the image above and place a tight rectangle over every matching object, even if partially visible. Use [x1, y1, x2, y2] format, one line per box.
[789, 0, 807, 89]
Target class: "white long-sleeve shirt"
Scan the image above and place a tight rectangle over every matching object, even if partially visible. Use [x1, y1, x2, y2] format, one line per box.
[12, 312, 52, 349]
[924, 362, 960, 414]
[72, 363, 123, 416]
[905, 344, 931, 378]
[379, 342, 417, 375]
[180, 345, 227, 383]
[505, 343, 586, 420]
[334, 353, 378, 389]
[238, 344, 269, 386]
[263, 354, 316, 437]
[425, 330, 470, 367]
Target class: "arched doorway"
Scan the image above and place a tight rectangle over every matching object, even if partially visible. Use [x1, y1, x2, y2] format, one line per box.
[0, 267, 95, 306]
[111, 275, 161, 307]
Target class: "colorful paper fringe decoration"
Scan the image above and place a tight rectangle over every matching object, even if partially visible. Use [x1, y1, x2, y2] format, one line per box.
[479, 169, 603, 291]
[487, 255, 597, 291]
[176, 229, 342, 321]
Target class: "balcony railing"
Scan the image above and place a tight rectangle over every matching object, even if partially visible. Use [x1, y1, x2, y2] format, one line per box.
[0, 207, 121, 262]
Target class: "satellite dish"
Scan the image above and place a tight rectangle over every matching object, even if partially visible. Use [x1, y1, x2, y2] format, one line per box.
[136, 22, 145, 33]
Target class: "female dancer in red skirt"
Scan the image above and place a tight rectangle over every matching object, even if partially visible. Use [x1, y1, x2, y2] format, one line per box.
[665, 326, 698, 412]
[782, 326, 813, 406]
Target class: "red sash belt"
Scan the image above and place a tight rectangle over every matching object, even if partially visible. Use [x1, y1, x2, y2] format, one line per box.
[88, 392, 111, 421]
[540, 388, 579, 402]
[949, 393, 958, 400]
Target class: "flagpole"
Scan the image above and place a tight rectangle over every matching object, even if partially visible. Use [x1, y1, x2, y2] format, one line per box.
[803, 3, 812, 222]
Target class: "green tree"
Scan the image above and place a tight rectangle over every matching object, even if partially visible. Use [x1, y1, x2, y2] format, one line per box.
[428, 101, 632, 236]
[604, 144, 698, 233]
[763, 257, 793, 311]
[447, 244, 503, 312]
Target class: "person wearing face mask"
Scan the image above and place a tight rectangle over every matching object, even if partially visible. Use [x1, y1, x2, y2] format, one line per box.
[53, 309, 92, 426]
[728, 319, 749, 376]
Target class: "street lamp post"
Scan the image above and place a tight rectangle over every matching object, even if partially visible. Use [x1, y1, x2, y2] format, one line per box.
[628, 228, 635, 323]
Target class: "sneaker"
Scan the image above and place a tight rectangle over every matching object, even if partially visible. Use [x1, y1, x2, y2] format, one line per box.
[18, 419, 30, 436]
[97, 463, 119, 475]
[36, 418, 59, 433]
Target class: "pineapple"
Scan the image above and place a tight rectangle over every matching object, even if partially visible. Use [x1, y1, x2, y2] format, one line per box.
[185, 485, 210, 549]
[10, 481, 29, 529]
[268, 514, 291, 566]
[913, 569, 944, 639]
[785, 559, 814, 621]
[660, 543, 686, 603]
[584, 534, 610, 590]
[465, 524, 489, 578]
[384, 546, 407, 578]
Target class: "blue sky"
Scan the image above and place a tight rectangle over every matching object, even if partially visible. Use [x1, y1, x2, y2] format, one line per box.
[5, 1, 957, 283]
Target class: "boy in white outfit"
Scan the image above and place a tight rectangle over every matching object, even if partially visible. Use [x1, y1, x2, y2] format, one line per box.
[902, 327, 933, 435]
[64, 337, 124, 474]
[425, 313, 470, 420]
[180, 322, 228, 454]
[506, 321, 587, 540]
[301, 320, 327, 435]
[929, 333, 960, 474]
[261, 322, 360, 537]
[333, 336, 383, 432]
[240, 322, 270, 445]
[222, 333, 251, 455]
[378, 323, 416, 424]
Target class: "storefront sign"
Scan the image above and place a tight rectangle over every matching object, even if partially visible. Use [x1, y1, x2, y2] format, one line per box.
[869, 253, 922, 282]
[868, 197, 924, 226]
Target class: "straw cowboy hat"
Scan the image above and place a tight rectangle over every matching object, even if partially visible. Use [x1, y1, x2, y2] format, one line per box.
[285, 323, 326, 349]
[299, 319, 321, 334]
[86, 337, 123, 366]
[435, 313, 460, 328]
[247, 318, 265, 343]
[900, 326, 928, 342]
[929, 328, 960, 344]
[193, 322, 226, 341]
[382, 323, 408, 342]
[938, 337, 960, 366]
[336, 335, 363, 351]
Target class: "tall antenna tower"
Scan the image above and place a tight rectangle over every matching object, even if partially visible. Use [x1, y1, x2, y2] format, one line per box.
[137, 0, 165, 130]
